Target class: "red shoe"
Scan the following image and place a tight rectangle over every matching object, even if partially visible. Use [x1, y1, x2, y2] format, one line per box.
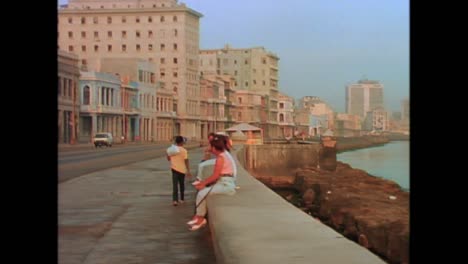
[187, 215, 199, 225]
[189, 218, 207, 231]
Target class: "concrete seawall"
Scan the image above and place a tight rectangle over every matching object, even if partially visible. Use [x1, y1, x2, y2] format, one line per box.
[203, 146, 386, 264]
[243, 144, 321, 174]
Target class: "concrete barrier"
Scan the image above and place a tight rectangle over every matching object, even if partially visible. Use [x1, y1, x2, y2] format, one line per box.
[204, 145, 386, 264]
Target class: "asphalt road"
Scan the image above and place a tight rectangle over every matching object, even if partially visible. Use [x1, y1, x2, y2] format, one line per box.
[58, 143, 202, 183]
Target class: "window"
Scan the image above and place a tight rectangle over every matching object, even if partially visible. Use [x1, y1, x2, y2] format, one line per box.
[160, 72, 165, 78]
[81, 17, 86, 24]
[68, 17, 72, 24]
[173, 16, 177, 22]
[94, 31, 99, 38]
[122, 31, 127, 38]
[263, 80, 266, 85]
[108, 31, 112, 38]
[82, 59, 87, 66]
[93, 17, 98, 24]
[160, 44, 165, 51]
[160, 58, 165, 64]
[173, 43, 177, 50]
[174, 29, 178, 36]
[262, 58, 267, 64]
[245, 59, 249, 65]
[280, 114, 284, 122]
[173, 87, 178, 93]
[234, 60, 237, 64]
[81, 31, 86, 38]
[136, 44, 141, 51]
[234, 70, 237, 76]
[173, 58, 178, 64]
[279, 103, 284, 109]
[148, 16, 152, 23]
[108, 45, 112, 52]
[136, 31, 140, 38]
[68, 45, 73, 52]
[160, 16, 165, 22]
[148, 30, 153, 38]
[107, 17, 112, 24]
[122, 44, 127, 52]
[94, 45, 99, 52]
[122, 16, 126, 23]
[238, 97, 242, 104]
[68, 31, 73, 38]
[238, 112, 242, 120]
[173, 72, 178, 77]
[83, 86, 90, 105]
[81, 45, 86, 52]
[253, 80, 256, 85]
[136, 17, 140, 23]
[148, 44, 153, 51]
[245, 81, 248, 87]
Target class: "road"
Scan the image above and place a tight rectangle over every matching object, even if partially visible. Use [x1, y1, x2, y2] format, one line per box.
[58, 143, 201, 183]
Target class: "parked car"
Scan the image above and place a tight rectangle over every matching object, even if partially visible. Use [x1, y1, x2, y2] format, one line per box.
[93, 132, 113, 147]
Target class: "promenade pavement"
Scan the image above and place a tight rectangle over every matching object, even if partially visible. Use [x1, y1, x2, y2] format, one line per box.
[58, 146, 217, 264]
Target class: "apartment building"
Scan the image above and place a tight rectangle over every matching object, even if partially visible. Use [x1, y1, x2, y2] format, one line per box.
[58, 0, 203, 139]
[200, 44, 280, 138]
[298, 96, 335, 136]
[363, 106, 390, 132]
[100, 58, 157, 141]
[199, 75, 229, 136]
[278, 92, 295, 138]
[346, 79, 384, 118]
[58, 50, 81, 144]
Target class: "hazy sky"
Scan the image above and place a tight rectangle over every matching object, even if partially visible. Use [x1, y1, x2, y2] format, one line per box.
[58, 0, 409, 112]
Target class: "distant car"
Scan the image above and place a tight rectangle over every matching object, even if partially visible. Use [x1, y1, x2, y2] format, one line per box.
[93, 132, 113, 147]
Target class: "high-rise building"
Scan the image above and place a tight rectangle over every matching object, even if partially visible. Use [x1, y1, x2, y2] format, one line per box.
[346, 79, 384, 118]
[199, 44, 280, 138]
[58, 0, 203, 138]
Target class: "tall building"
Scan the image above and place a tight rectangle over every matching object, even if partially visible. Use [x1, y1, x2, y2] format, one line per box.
[346, 79, 384, 118]
[58, 0, 203, 139]
[199, 44, 280, 138]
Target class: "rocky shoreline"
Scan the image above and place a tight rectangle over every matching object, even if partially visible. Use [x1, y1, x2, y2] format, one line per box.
[248, 138, 409, 264]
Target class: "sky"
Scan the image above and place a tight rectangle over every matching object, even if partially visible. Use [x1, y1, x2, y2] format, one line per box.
[58, 0, 409, 113]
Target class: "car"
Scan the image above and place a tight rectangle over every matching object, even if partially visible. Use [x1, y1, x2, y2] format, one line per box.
[93, 132, 113, 147]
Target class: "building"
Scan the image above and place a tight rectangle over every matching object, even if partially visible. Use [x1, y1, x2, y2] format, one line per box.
[100, 58, 158, 142]
[363, 107, 389, 132]
[199, 74, 229, 135]
[334, 113, 361, 137]
[199, 44, 280, 138]
[298, 96, 335, 136]
[58, 50, 81, 144]
[346, 79, 384, 118]
[278, 92, 295, 138]
[58, 0, 203, 139]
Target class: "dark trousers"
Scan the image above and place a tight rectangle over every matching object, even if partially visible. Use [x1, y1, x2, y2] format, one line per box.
[171, 169, 186, 202]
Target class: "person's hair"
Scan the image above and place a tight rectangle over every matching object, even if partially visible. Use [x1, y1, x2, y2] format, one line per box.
[175, 135, 184, 144]
[208, 132, 216, 138]
[214, 134, 230, 152]
[210, 135, 226, 152]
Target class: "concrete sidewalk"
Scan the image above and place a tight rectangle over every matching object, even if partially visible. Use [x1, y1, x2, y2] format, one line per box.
[58, 147, 216, 264]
